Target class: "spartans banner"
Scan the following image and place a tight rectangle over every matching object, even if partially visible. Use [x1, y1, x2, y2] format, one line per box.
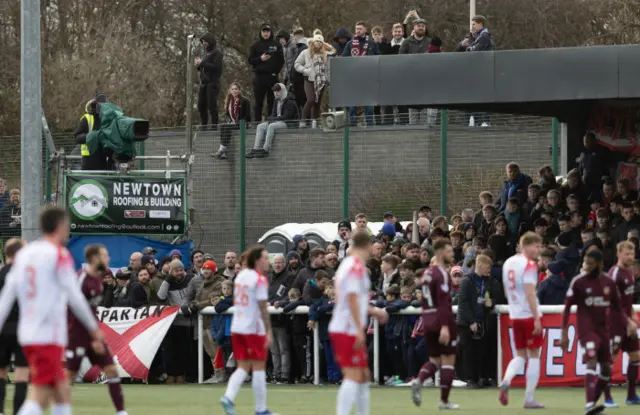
[64, 174, 187, 235]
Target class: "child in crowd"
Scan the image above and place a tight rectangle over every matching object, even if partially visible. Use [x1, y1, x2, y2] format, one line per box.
[211, 280, 234, 374]
[308, 284, 339, 384]
[377, 284, 411, 385]
[281, 288, 311, 383]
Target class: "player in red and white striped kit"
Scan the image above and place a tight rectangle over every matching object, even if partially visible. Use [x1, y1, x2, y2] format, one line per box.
[499, 232, 545, 409]
[220, 246, 278, 415]
[329, 231, 388, 415]
[0, 207, 104, 415]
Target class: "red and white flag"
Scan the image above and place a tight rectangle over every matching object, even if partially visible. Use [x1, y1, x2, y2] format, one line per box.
[96, 306, 179, 380]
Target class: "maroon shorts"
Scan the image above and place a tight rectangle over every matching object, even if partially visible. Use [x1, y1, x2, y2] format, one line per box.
[512, 318, 544, 350]
[329, 332, 368, 369]
[231, 333, 267, 361]
[425, 325, 458, 358]
[580, 333, 612, 364]
[65, 337, 114, 373]
[612, 331, 640, 355]
[23, 345, 67, 387]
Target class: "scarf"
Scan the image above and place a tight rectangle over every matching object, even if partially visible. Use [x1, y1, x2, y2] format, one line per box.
[312, 53, 328, 102]
[228, 97, 239, 123]
[350, 35, 369, 56]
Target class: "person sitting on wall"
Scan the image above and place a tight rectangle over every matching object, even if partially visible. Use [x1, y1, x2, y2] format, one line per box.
[246, 83, 299, 159]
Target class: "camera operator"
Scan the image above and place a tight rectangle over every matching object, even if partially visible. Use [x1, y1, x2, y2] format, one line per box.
[74, 93, 114, 171]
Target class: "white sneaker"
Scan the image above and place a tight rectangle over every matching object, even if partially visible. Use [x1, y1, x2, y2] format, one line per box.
[299, 121, 307, 128]
[423, 378, 435, 387]
[481, 122, 490, 127]
[438, 402, 460, 410]
[452, 379, 467, 388]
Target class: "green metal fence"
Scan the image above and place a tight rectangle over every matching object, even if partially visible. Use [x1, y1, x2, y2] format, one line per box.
[0, 111, 560, 261]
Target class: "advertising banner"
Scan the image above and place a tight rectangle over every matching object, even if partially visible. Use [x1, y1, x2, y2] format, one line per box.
[499, 312, 640, 387]
[64, 174, 187, 235]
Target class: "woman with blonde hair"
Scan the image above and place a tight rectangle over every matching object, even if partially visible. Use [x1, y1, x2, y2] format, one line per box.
[213, 82, 251, 159]
[294, 34, 335, 128]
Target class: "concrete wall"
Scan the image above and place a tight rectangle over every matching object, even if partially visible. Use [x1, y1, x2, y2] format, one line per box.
[142, 122, 554, 259]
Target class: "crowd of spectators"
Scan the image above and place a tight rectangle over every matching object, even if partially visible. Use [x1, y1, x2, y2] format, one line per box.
[64, 131, 638, 387]
[196, 12, 496, 158]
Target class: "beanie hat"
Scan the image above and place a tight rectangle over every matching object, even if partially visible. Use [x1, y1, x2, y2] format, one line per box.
[276, 30, 290, 41]
[338, 220, 352, 231]
[141, 255, 155, 267]
[191, 249, 204, 263]
[313, 34, 324, 43]
[202, 260, 217, 272]
[450, 265, 464, 276]
[381, 222, 396, 237]
[286, 251, 301, 263]
[547, 259, 568, 276]
[169, 249, 182, 259]
[170, 259, 184, 272]
[203, 253, 214, 262]
[556, 232, 573, 247]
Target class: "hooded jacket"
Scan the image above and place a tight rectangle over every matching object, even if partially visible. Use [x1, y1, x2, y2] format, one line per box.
[198, 33, 223, 85]
[248, 24, 285, 75]
[332, 28, 352, 56]
[268, 83, 299, 126]
[285, 251, 302, 277]
[291, 234, 310, 265]
[292, 263, 335, 292]
[537, 270, 570, 305]
[399, 35, 431, 54]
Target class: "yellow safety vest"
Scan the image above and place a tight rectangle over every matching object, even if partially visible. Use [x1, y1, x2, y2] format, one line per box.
[81, 114, 94, 156]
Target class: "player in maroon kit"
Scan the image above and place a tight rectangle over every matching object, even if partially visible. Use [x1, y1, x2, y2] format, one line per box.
[561, 249, 638, 415]
[603, 241, 640, 406]
[410, 238, 459, 410]
[66, 244, 128, 415]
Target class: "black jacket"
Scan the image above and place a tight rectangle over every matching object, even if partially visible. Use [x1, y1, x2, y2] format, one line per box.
[0, 204, 21, 239]
[0, 264, 18, 336]
[269, 269, 295, 303]
[128, 281, 149, 308]
[198, 33, 223, 85]
[309, 296, 333, 341]
[456, 273, 500, 327]
[332, 27, 352, 56]
[267, 92, 300, 127]
[248, 26, 284, 75]
[614, 217, 640, 244]
[377, 40, 394, 55]
[292, 264, 335, 292]
[537, 274, 569, 305]
[578, 146, 610, 189]
[343, 35, 380, 56]
[282, 299, 308, 334]
[225, 96, 251, 124]
[302, 279, 325, 305]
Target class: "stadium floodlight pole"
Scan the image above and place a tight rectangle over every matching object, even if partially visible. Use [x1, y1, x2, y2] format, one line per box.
[21, 0, 43, 241]
[185, 34, 194, 153]
[470, 0, 476, 30]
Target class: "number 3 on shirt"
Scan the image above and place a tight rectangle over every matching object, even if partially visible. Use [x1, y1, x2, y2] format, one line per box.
[506, 269, 516, 291]
[234, 284, 250, 306]
[26, 266, 36, 298]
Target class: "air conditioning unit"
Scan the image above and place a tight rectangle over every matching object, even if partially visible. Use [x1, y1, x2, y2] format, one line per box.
[321, 111, 347, 131]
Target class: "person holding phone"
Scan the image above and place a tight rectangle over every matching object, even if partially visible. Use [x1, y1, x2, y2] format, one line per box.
[248, 23, 284, 122]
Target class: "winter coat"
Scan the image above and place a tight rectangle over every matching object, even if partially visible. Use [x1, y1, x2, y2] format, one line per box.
[537, 274, 569, 305]
[381, 298, 411, 339]
[302, 279, 326, 305]
[157, 273, 194, 326]
[308, 296, 333, 341]
[399, 35, 431, 54]
[456, 273, 499, 327]
[248, 25, 284, 75]
[342, 35, 379, 56]
[282, 299, 308, 335]
[128, 281, 149, 308]
[198, 33, 223, 85]
[0, 204, 21, 239]
[294, 48, 333, 82]
[224, 96, 251, 124]
[267, 87, 300, 127]
[496, 173, 533, 212]
[459, 28, 496, 51]
[331, 28, 352, 56]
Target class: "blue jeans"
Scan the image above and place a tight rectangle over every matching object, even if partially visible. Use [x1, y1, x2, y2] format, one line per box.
[322, 340, 340, 382]
[349, 106, 374, 126]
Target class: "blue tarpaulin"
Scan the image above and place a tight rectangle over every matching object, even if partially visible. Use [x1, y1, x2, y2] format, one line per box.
[67, 235, 193, 269]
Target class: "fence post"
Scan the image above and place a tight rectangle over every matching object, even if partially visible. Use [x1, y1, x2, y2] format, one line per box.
[440, 110, 448, 215]
[342, 126, 350, 219]
[45, 146, 51, 202]
[239, 120, 247, 252]
[551, 118, 559, 174]
[197, 313, 203, 384]
[373, 317, 380, 384]
[313, 325, 320, 385]
[139, 141, 146, 170]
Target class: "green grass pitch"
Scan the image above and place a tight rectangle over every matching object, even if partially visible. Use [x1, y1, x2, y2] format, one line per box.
[3, 383, 639, 414]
